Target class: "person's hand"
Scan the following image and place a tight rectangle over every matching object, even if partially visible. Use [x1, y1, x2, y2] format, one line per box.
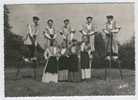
[70, 29, 76, 34]
[103, 29, 109, 34]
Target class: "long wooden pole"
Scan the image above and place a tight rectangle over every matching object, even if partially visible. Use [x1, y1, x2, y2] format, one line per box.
[109, 31, 112, 81]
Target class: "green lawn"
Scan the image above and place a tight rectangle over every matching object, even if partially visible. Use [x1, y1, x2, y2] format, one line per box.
[5, 68, 135, 96]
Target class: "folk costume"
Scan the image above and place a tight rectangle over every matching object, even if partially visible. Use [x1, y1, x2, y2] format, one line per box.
[60, 24, 75, 47]
[80, 39, 91, 79]
[42, 44, 59, 83]
[68, 40, 81, 82]
[43, 22, 57, 48]
[80, 20, 96, 52]
[103, 16, 121, 60]
[58, 40, 69, 81]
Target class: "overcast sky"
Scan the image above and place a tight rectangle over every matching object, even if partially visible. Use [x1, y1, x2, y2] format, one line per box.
[6, 3, 134, 48]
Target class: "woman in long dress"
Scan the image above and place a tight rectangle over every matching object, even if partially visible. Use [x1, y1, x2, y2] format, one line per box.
[80, 35, 91, 80]
[68, 39, 80, 82]
[42, 41, 59, 83]
[58, 39, 69, 82]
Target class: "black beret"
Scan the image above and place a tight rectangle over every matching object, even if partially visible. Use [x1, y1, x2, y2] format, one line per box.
[86, 16, 93, 20]
[33, 16, 39, 20]
[106, 15, 114, 19]
[64, 19, 69, 22]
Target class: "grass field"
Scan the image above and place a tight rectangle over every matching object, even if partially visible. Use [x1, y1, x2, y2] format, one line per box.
[5, 67, 135, 96]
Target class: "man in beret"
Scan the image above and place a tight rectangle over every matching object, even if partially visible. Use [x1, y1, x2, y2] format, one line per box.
[103, 15, 121, 61]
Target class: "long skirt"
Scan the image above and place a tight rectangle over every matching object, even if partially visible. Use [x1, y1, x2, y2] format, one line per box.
[68, 54, 80, 82]
[58, 56, 69, 81]
[80, 51, 91, 79]
[81, 68, 91, 79]
[42, 72, 58, 83]
[42, 56, 58, 83]
[80, 51, 90, 69]
[45, 57, 58, 73]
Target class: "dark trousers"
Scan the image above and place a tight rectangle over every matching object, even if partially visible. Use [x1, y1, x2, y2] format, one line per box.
[23, 45, 35, 58]
[28, 45, 35, 58]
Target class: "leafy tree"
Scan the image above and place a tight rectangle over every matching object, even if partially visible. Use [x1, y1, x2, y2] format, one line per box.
[119, 36, 135, 69]
[4, 5, 23, 67]
[93, 32, 135, 70]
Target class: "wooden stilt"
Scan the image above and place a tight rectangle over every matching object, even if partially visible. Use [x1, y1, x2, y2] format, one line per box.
[118, 60, 123, 80]
[16, 58, 24, 80]
[33, 60, 38, 80]
[105, 60, 108, 80]
[109, 32, 113, 82]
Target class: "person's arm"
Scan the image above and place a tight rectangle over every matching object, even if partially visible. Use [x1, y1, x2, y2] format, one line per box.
[103, 29, 110, 34]
[80, 25, 88, 35]
[54, 47, 60, 60]
[88, 23, 96, 36]
[52, 28, 57, 39]
[111, 21, 121, 33]
[34, 26, 39, 39]
[43, 28, 52, 39]
[44, 32, 51, 39]
[88, 49, 93, 59]
[103, 23, 110, 35]
[59, 28, 67, 40]
[111, 28, 120, 33]
[27, 24, 33, 37]
[44, 49, 49, 60]
[81, 30, 88, 35]
[88, 31, 95, 36]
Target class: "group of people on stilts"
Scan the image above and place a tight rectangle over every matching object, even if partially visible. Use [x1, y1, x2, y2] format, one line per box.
[23, 15, 121, 83]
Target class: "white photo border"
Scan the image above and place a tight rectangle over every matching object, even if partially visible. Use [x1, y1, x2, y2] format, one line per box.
[0, 0, 137, 100]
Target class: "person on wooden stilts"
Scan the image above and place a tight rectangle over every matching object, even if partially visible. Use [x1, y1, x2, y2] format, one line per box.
[23, 16, 40, 62]
[103, 15, 121, 80]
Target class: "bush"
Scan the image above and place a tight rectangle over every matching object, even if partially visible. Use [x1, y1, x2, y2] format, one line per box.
[93, 33, 135, 70]
[119, 37, 135, 69]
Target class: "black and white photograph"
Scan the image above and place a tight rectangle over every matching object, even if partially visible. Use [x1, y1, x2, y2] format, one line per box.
[2, 1, 135, 98]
